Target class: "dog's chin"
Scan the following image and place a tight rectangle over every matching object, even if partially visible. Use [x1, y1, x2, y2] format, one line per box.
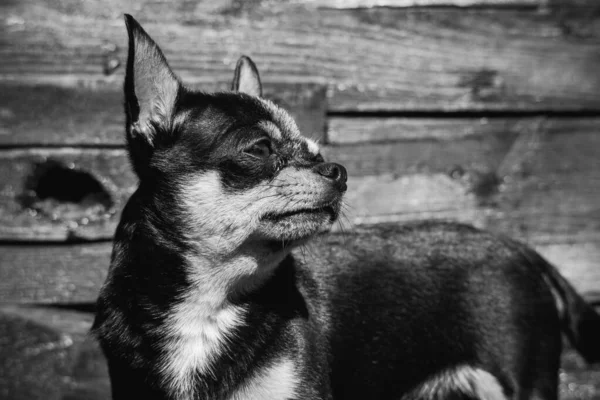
[256, 207, 337, 243]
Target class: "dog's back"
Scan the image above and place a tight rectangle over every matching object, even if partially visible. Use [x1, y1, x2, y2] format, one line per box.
[301, 221, 600, 399]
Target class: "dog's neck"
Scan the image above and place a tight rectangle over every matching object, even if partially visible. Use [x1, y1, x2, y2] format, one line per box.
[155, 237, 304, 399]
[185, 238, 295, 304]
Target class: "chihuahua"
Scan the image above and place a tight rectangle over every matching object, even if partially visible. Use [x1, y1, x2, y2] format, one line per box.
[92, 15, 600, 400]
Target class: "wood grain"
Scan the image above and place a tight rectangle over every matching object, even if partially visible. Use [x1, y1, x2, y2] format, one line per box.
[0, 306, 92, 400]
[0, 135, 518, 241]
[1, 117, 598, 241]
[0, 82, 327, 146]
[328, 116, 531, 144]
[324, 125, 517, 176]
[2, 1, 600, 111]
[308, 0, 599, 7]
[0, 243, 111, 303]
[313, 0, 540, 7]
[338, 118, 600, 242]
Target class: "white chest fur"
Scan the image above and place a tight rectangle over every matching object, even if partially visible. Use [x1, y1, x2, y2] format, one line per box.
[228, 358, 299, 400]
[159, 291, 246, 399]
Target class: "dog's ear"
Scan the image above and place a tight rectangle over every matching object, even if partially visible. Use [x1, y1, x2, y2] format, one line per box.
[123, 14, 180, 177]
[231, 56, 263, 97]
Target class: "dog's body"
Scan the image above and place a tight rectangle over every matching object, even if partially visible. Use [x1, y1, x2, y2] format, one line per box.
[92, 15, 600, 400]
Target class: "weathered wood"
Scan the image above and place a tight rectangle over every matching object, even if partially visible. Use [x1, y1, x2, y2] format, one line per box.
[0, 243, 111, 303]
[0, 306, 93, 400]
[0, 138, 522, 241]
[0, 82, 327, 146]
[327, 116, 538, 144]
[0, 148, 136, 241]
[338, 117, 600, 240]
[323, 126, 517, 175]
[307, 0, 596, 7]
[342, 173, 600, 239]
[60, 336, 110, 400]
[1, 117, 598, 241]
[2, 2, 600, 111]
[313, 0, 540, 7]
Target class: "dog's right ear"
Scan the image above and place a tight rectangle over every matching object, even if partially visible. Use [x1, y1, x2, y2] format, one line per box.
[231, 56, 263, 97]
[123, 14, 180, 177]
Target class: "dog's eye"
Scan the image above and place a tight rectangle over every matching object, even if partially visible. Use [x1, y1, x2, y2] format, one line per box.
[245, 140, 272, 159]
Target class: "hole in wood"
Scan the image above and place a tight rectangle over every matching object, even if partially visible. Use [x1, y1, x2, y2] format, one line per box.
[20, 160, 114, 223]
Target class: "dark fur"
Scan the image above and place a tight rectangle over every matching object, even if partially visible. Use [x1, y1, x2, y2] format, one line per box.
[92, 15, 600, 400]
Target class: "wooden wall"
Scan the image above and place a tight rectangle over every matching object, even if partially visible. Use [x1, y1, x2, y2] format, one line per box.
[1, 0, 600, 398]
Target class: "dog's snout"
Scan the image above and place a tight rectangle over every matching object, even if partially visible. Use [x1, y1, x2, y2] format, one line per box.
[313, 162, 347, 191]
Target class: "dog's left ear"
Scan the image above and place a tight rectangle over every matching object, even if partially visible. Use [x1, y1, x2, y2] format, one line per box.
[231, 56, 263, 97]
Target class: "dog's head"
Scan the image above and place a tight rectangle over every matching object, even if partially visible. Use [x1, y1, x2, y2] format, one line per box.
[123, 15, 347, 259]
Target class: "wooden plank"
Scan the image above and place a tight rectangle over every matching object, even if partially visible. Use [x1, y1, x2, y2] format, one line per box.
[308, 0, 597, 8]
[338, 118, 600, 242]
[0, 0, 582, 23]
[0, 128, 514, 241]
[328, 116, 531, 144]
[1, 117, 598, 241]
[323, 131, 517, 176]
[2, 2, 600, 111]
[312, 0, 540, 7]
[60, 335, 110, 400]
[0, 306, 93, 400]
[0, 82, 327, 146]
[326, 117, 599, 177]
[326, 117, 598, 175]
[0, 148, 136, 241]
[0, 243, 111, 303]
[341, 173, 600, 241]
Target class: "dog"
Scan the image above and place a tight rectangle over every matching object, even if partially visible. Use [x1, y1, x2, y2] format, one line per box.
[92, 14, 600, 400]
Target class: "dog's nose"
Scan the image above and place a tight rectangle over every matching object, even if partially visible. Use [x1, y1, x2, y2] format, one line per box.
[313, 162, 347, 192]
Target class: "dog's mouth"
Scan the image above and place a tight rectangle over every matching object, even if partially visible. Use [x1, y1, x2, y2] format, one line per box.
[262, 204, 337, 223]
[255, 197, 342, 242]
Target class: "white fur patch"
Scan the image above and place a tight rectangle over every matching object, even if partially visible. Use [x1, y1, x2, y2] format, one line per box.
[258, 120, 283, 140]
[403, 366, 506, 400]
[181, 169, 333, 255]
[228, 358, 299, 400]
[159, 290, 246, 398]
[259, 99, 302, 138]
[305, 137, 320, 155]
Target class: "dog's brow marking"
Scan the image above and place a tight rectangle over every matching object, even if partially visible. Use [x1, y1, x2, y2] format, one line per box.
[258, 121, 283, 141]
[402, 366, 506, 400]
[260, 99, 301, 138]
[228, 358, 299, 400]
[305, 138, 320, 155]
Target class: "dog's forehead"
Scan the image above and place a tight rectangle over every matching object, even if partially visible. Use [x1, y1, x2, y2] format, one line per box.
[257, 98, 320, 156]
[178, 91, 320, 156]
